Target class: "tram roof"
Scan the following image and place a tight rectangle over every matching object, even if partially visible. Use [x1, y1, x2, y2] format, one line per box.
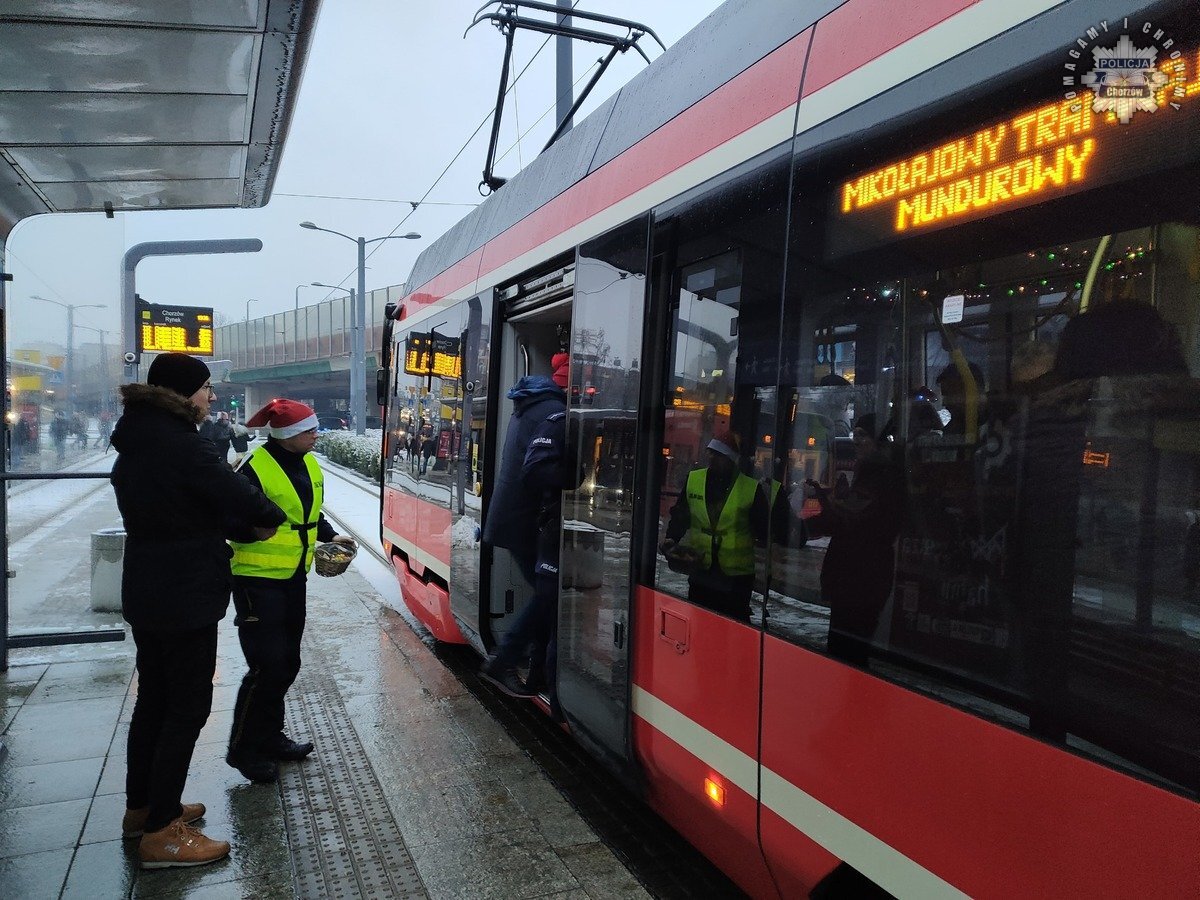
[405, 0, 830, 298]
[0, 0, 322, 239]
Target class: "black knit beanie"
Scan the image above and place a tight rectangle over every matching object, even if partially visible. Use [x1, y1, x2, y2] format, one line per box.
[146, 353, 210, 398]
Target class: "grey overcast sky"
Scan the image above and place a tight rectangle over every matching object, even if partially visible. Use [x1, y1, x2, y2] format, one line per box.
[6, 0, 724, 349]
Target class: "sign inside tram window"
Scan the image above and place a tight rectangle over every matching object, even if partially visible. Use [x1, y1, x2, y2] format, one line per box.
[136, 298, 214, 356]
[404, 333, 432, 375]
[430, 335, 461, 379]
[830, 47, 1200, 256]
[942, 294, 965, 324]
[404, 332, 461, 378]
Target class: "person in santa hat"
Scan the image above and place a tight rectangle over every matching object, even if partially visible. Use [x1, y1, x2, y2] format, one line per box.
[225, 398, 356, 783]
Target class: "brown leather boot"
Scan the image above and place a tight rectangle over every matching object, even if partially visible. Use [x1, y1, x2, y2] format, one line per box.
[139, 820, 230, 869]
[122, 802, 206, 839]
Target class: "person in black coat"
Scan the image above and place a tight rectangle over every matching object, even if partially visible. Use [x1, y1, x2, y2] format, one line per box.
[807, 414, 904, 667]
[110, 353, 285, 869]
[480, 359, 569, 696]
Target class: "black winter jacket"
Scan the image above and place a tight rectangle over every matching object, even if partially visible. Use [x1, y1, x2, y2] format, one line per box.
[110, 383, 285, 631]
[481, 376, 566, 559]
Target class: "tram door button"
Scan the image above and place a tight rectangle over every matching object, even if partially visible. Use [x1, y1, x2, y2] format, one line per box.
[659, 608, 690, 654]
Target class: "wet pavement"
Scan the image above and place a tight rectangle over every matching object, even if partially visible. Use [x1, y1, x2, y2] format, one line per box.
[0, 559, 648, 899]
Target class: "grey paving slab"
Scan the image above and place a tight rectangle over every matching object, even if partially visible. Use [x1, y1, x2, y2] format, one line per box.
[408, 828, 581, 900]
[61, 838, 138, 899]
[80, 790, 129, 844]
[388, 775, 541, 849]
[143, 869, 297, 900]
[0, 846, 73, 898]
[0, 756, 103, 808]
[1, 696, 121, 765]
[0, 797, 90, 857]
[25, 657, 133, 705]
[96, 753, 126, 797]
[557, 842, 651, 899]
[503, 771, 599, 851]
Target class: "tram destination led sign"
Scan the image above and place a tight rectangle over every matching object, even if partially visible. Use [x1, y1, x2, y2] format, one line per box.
[832, 47, 1200, 255]
[137, 299, 214, 356]
[404, 332, 461, 379]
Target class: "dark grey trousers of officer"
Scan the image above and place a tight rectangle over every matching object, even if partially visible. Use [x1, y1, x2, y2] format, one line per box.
[227, 571, 306, 758]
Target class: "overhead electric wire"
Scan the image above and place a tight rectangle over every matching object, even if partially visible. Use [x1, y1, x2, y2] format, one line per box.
[324, 1, 585, 295]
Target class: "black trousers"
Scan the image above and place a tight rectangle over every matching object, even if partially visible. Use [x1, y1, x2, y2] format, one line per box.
[227, 573, 306, 758]
[127, 623, 218, 832]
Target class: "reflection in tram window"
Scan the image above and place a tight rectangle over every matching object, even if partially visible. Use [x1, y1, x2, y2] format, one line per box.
[767, 113, 1200, 796]
[645, 151, 795, 625]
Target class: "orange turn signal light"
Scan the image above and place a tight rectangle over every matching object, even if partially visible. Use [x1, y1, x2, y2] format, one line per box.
[704, 777, 726, 807]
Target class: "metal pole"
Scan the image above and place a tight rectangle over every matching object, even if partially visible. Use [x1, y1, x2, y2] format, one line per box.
[355, 238, 366, 435]
[122, 239, 262, 380]
[65, 306, 74, 415]
[556, 0, 573, 134]
[294, 285, 301, 363]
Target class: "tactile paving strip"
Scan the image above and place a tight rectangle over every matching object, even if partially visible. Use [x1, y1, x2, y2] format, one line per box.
[281, 657, 427, 899]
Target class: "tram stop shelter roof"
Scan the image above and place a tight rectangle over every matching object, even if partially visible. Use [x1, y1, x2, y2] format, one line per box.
[0, 0, 322, 239]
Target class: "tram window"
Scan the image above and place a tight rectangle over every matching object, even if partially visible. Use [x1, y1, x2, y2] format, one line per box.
[768, 55, 1200, 796]
[646, 151, 792, 625]
[384, 303, 466, 505]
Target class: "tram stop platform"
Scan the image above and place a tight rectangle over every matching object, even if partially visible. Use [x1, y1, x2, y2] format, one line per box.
[0, 559, 649, 899]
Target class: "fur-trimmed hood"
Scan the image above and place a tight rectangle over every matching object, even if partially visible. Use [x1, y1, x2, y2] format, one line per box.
[118, 382, 205, 425]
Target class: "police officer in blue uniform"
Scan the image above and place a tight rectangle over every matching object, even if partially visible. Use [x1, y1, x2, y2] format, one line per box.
[482, 353, 572, 702]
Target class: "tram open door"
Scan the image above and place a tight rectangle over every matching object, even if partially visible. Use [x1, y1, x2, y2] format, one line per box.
[487, 219, 650, 778]
[484, 259, 577, 698]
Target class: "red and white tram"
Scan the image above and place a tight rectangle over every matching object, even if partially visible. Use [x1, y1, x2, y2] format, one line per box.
[378, 1, 1200, 895]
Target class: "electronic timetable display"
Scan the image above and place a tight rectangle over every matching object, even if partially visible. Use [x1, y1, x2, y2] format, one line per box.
[831, 47, 1200, 255]
[403, 332, 461, 379]
[137, 299, 214, 355]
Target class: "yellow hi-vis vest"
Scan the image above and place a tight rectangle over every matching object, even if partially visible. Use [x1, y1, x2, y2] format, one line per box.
[682, 468, 758, 576]
[230, 448, 323, 579]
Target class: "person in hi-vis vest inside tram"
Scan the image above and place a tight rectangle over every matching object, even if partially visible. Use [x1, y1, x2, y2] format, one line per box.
[225, 398, 356, 784]
[660, 429, 786, 622]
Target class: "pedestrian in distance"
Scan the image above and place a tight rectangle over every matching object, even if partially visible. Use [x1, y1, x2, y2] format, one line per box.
[110, 352, 286, 869]
[225, 398, 356, 784]
[229, 417, 251, 467]
[96, 408, 113, 449]
[49, 410, 69, 463]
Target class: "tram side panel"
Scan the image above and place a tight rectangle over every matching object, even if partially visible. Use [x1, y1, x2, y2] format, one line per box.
[751, 0, 1200, 892]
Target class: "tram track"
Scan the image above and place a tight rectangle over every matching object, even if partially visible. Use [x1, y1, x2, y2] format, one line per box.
[318, 456, 745, 898]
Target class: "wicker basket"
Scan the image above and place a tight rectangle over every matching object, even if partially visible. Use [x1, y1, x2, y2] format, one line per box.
[313, 541, 357, 577]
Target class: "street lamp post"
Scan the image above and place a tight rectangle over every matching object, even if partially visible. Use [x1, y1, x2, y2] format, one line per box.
[311, 282, 356, 421]
[73, 323, 112, 417]
[244, 299, 258, 368]
[300, 222, 420, 435]
[30, 295, 106, 414]
[293, 283, 322, 363]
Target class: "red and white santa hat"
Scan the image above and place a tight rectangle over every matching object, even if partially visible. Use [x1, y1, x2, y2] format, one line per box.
[245, 398, 319, 439]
